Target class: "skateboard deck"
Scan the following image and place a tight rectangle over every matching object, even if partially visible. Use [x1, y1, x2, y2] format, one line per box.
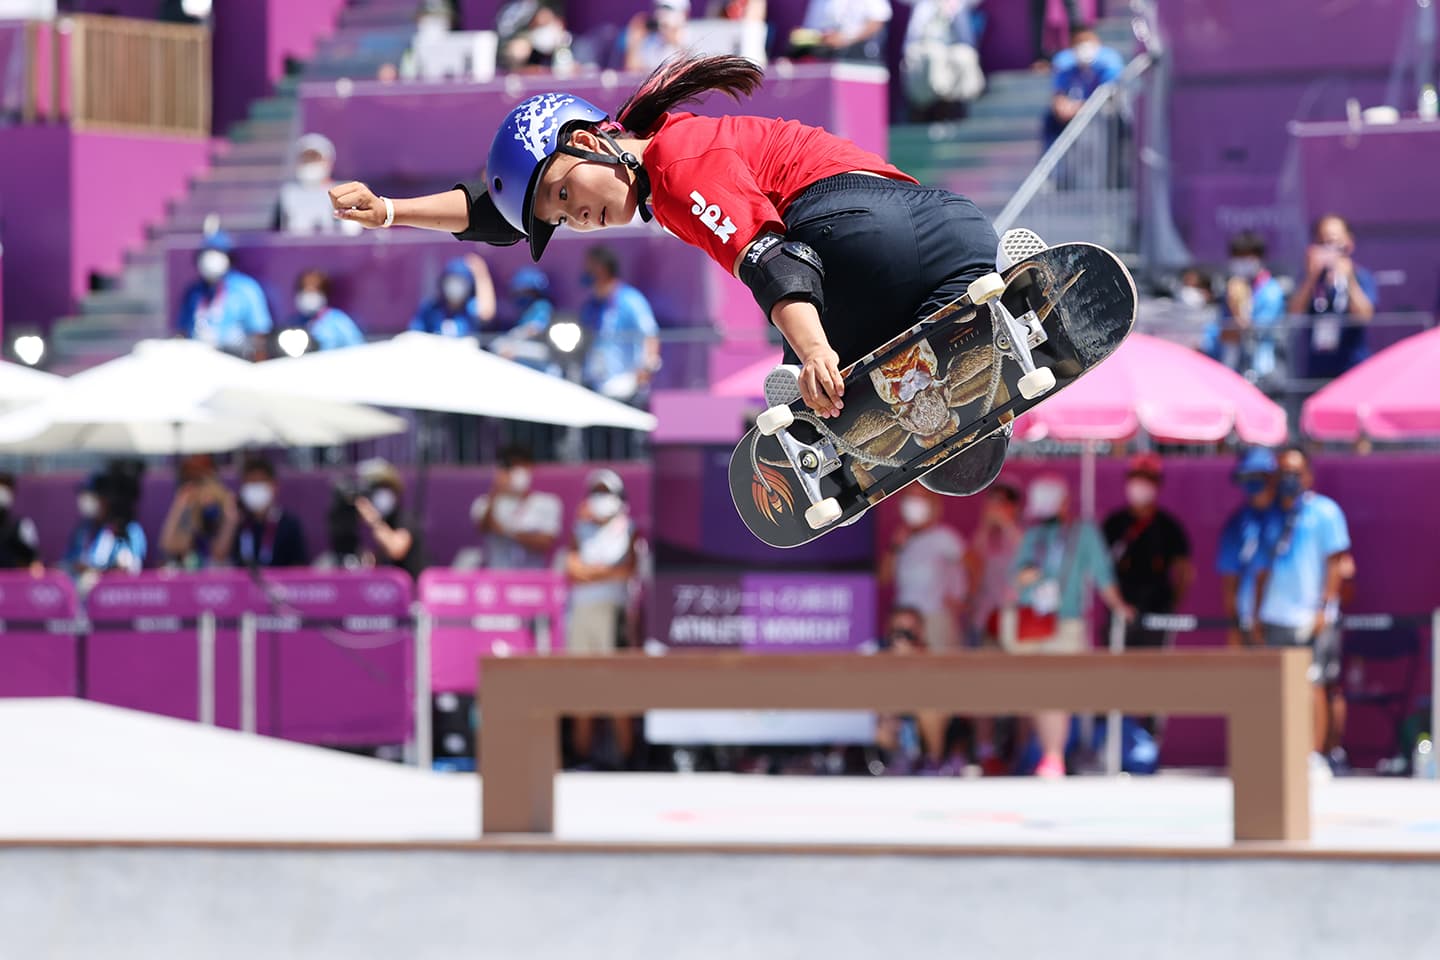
[728, 241, 1137, 547]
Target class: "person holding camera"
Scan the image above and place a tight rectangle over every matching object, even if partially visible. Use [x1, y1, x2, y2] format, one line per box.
[159, 455, 239, 570]
[1287, 214, 1378, 380]
[354, 460, 424, 579]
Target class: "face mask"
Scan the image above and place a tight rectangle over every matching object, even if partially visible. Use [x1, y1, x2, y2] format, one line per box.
[0, 486, 13, 511]
[587, 492, 622, 521]
[295, 290, 326, 316]
[295, 161, 330, 187]
[197, 250, 230, 283]
[1075, 41, 1100, 65]
[240, 482, 274, 514]
[1277, 472, 1304, 499]
[1177, 286, 1207, 308]
[78, 492, 101, 519]
[1228, 258, 1260, 280]
[1125, 478, 1157, 509]
[1028, 483, 1065, 520]
[898, 496, 931, 527]
[508, 466, 532, 495]
[441, 277, 471, 304]
[1239, 477, 1268, 499]
[529, 23, 564, 54]
[886, 628, 919, 648]
[369, 488, 398, 517]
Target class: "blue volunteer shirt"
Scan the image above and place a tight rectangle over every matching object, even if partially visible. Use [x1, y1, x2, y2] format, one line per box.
[178, 272, 274, 351]
[294, 307, 365, 351]
[1216, 502, 1281, 628]
[410, 297, 482, 337]
[1256, 491, 1351, 629]
[580, 282, 658, 394]
[1051, 46, 1125, 101]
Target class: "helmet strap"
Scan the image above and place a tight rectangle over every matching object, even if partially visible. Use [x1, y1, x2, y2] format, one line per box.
[554, 128, 653, 223]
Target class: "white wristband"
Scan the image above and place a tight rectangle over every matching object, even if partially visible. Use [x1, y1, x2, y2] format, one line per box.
[381, 196, 395, 229]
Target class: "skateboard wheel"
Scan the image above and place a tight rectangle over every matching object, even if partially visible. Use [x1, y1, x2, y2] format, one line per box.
[756, 404, 795, 436]
[805, 497, 843, 530]
[967, 272, 1006, 304]
[1018, 367, 1057, 400]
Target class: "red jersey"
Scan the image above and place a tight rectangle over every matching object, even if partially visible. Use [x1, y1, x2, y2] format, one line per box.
[642, 112, 916, 273]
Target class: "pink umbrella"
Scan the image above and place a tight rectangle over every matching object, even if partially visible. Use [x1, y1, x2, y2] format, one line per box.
[1301, 326, 1440, 440]
[1015, 332, 1289, 445]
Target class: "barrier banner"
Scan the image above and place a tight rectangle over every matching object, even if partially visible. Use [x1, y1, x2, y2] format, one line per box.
[418, 569, 567, 692]
[0, 572, 81, 697]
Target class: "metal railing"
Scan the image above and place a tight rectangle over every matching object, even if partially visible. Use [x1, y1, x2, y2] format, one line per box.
[6, 14, 209, 135]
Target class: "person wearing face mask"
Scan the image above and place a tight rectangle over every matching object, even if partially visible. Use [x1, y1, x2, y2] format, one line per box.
[277, 133, 361, 237]
[499, 2, 572, 73]
[626, 0, 692, 73]
[0, 472, 42, 575]
[1216, 447, 1280, 650]
[470, 445, 562, 569]
[63, 470, 147, 584]
[285, 270, 364, 353]
[1253, 447, 1353, 778]
[1010, 474, 1132, 778]
[228, 458, 308, 569]
[1287, 213, 1379, 381]
[489, 267, 561, 376]
[1044, 28, 1124, 150]
[578, 246, 661, 408]
[564, 468, 639, 766]
[1209, 232, 1286, 380]
[160, 454, 240, 570]
[410, 255, 497, 338]
[176, 231, 274, 359]
[354, 459, 425, 579]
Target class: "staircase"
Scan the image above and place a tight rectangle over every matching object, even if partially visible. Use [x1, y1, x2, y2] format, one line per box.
[887, 15, 1138, 227]
[49, 0, 424, 373]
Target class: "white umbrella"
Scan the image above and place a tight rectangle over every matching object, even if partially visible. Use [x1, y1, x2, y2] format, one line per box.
[0, 362, 63, 412]
[0, 340, 406, 454]
[249, 332, 658, 431]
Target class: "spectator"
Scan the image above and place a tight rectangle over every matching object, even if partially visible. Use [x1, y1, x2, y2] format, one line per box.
[625, 0, 691, 73]
[0, 472, 41, 574]
[490, 266, 560, 375]
[790, 0, 891, 63]
[1102, 454, 1192, 741]
[871, 605, 930, 774]
[278, 133, 361, 237]
[902, 0, 985, 122]
[499, 1, 573, 73]
[229, 457, 309, 569]
[1010, 474, 1132, 778]
[1044, 27, 1124, 150]
[176, 232, 273, 359]
[564, 468, 639, 766]
[579, 246, 660, 405]
[1254, 446, 1353, 778]
[879, 486, 966, 653]
[966, 482, 1023, 646]
[62, 471, 146, 586]
[1030, 0, 1082, 68]
[159, 454, 239, 570]
[410, 255, 497, 338]
[708, 0, 766, 19]
[1287, 214, 1378, 380]
[285, 269, 365, 353]
[355, 459, 424, 578]
[1211, 231, 1286, 381]
[470, 444, 563, 569]
[1217, 447, 1279, 650]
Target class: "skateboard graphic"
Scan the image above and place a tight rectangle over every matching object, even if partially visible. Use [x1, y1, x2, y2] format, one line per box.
[728, 241, 1137, 548]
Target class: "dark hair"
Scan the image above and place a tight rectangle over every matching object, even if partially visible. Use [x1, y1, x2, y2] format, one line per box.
[1312, 213, 1351, 239]
[614, 53, 765, 137]
[1228, 230, 1267, 259]
[242, 456, 276, 481]
[0, 471, 13, 490]
[1278, 445, 1310, 469]
[888, 605, 924, 623]
[296, 269, 331, 296]
[499, 444, 534, 468]
[585, 245, 620, 280]
[989, 483, 1020, 506]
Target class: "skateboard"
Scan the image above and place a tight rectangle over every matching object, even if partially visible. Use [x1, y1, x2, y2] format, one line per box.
[728, 241, 1137, 548]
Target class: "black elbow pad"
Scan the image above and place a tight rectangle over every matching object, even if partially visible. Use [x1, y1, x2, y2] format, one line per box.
[738, 232, 826, 319]
[451, 181, 525, 246]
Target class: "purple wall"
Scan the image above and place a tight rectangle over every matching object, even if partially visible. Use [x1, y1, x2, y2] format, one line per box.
[211, 0, 347, 135]
[295, 63, 891, 187]
[0, 126, 72, 334]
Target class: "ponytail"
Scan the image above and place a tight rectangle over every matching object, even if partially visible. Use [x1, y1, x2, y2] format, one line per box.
[614, 54, 765, 137]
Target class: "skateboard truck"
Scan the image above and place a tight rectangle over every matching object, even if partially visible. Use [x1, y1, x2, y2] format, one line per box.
[967, 272, 1057, 400]
[754, 402, 845, 529]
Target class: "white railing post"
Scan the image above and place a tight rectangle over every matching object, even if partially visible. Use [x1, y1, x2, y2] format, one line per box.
[239, 612, 257, 735]
[197, 610, 216, 726]
[1105, 612, 1126, 776]
[414, 608, 433, 770]
[1432, 608, 1439, 752]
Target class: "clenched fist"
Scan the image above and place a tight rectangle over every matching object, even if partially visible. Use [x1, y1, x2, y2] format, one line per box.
[330, 181, 388, 229]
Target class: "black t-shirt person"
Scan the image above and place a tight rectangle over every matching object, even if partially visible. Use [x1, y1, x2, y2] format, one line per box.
[1102, 507, 1191, 614]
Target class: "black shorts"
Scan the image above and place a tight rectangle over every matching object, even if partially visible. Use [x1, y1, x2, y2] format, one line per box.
[780, 174, 999, 366]
[1263, 622, 1342, 686]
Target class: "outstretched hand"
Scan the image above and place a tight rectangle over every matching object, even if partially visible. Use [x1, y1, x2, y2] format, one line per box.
[330, 181, 387, 229]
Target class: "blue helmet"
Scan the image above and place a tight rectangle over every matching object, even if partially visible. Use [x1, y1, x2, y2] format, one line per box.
[1233, 447, 1277, 478]
[486, 93, 609, 262]
[510, 266, 550, 295]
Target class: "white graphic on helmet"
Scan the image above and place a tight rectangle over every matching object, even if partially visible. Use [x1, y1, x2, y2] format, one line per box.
[512, 93, 577, 161]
